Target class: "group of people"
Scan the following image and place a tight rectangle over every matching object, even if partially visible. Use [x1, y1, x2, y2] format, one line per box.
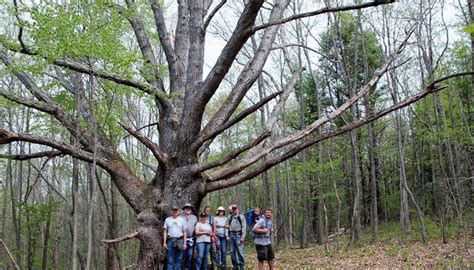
[163, 203, 274, 270]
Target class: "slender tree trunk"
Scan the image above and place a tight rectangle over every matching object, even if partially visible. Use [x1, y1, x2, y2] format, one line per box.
[41, 186, 53, 270]
[71, 156, 79, 270]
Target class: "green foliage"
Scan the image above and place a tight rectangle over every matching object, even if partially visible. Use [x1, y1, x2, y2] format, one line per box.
[28, 0, 138, 67]
[462, 24, 474, 34]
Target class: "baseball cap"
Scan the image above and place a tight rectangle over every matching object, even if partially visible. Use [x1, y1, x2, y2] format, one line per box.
[182, 203, 194, 210]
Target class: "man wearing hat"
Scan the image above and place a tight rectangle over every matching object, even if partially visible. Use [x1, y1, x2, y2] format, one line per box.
[181, 203, 197, 270]
[226, 204, 247, 270]
[163, 206, 187, 270]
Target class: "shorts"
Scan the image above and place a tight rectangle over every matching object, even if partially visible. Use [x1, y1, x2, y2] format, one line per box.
[256, 244, 274, 262]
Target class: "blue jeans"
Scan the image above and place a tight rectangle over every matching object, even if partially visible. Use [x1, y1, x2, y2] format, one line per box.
[216, 235, 227, 267]
[184, 238, 194, 270]
[196, 242, 211, 270]
[229, 233, 244, 269]
[166, 238, 183, 270]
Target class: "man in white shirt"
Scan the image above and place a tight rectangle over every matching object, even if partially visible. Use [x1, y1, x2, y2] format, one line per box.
[163, 206, 187, 270]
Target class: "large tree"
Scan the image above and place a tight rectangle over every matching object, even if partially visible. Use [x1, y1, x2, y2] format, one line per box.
[0, 0, 471, 268]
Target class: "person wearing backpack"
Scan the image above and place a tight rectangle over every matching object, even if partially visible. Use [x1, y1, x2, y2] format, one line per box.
[246, 208, 263, 238]
[204, 206, 217, 269]
[252, 208, 274, 270]
[226, 204, 246, 270]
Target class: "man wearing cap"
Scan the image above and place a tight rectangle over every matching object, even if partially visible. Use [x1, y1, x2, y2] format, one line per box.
[163, 206, 187, 270]
[214, 206, 228, 269]
[226, 204, 246, 270]
[181, 203, 197, 270]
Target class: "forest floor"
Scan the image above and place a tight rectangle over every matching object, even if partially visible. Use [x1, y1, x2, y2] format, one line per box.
[244, 222, 473, 269]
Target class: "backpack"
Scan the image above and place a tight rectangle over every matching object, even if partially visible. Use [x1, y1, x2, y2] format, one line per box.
[229, 214, 243, 232]
[246, 209, 263, 238]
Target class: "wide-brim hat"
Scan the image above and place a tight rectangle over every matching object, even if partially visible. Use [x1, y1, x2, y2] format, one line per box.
[182, 203, 194, 210]
[217, 206, 225, 211]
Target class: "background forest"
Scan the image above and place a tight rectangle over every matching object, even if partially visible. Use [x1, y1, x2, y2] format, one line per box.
[0, 0, 472, 269]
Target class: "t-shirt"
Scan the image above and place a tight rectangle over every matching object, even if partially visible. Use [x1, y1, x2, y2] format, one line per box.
[181, 214, 197, 237]
[195, 222, 212, 243]
[214, 216, 228, 237]
[163, 216, 187, 238]
[253, 218, 272, 246]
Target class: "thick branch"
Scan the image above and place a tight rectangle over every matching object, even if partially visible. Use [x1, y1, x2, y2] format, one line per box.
[0, 128, 101, 164]
[198, 67, 302, 171]
[0, 150, 63, 160]
[207, 28, 414, 181]
[124, 0, 165, 93]
[196, 90, 283, 147]
[199, 1, 290, 145]
[198, 0, 264, 103]
[205, 71, 474, 192]
[149, 0, 178, 84]
[0, 128, 147, 211]
[103, 231, 139, 244]
[198, 131, 270, 172]
[252, 1, 396, 32]
[1, 46, 166, 103]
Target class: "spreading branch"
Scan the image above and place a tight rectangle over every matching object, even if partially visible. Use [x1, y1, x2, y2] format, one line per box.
[0, 150, 64, 160]
[252, 1, 396, 32]
[207, 26, 414, 181]
[195, 90, 283, 148]
[0, 45, 168, 104]
[198, 0, 264, 103]
[102, 231, 139, 244]
[205, 71, 474, 192]
[198, 67, 303, 171]
[0, 129, 99, 164]
[119, 123, 168, 167]
[123, 0, 166, 93]
[149, 0, 178, 84]
[204, 0, 227, 30]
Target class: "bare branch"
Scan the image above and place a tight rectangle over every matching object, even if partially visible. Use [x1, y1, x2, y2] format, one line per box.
[120, 123, 168, 167]
[252, 1, 396, 32]
[149, 0, 178, 84]
[0, 46, 167, 103]
[204, 0, 227, 30]
[0, 239, 20, 270]
[205, 71, 474, 192]
[196, 90, 283, 148]
[0, 150, 63, 160]
[198, 0, 264, 103]
[198, 131, 270, 172]
[199, 0, 289, 146]
[0, 128, 100, 164]
[123, 0, 166, 93]
[103, 231, 139, 244]
[199, 67, 303, 172]
[207, 27, 414, 181]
